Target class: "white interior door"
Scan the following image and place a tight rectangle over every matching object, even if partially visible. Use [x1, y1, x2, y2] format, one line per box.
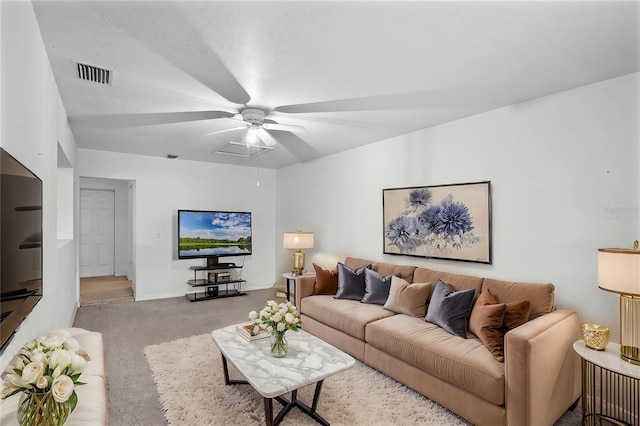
[79, 189, 115, 277]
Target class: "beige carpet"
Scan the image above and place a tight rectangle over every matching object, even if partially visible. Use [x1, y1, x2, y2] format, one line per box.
[144, 333, 468, 425]
[145, 333, 582, 426]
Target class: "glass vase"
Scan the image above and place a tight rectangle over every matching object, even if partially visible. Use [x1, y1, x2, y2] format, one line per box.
[17, 391, 70, 426]
[270, 330, 288, 358]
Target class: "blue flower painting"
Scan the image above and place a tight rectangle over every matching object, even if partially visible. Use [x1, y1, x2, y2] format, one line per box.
[383, 182, 491, 263]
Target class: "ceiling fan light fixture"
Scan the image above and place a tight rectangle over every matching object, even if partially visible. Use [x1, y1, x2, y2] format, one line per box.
[247, 126, 259, 146]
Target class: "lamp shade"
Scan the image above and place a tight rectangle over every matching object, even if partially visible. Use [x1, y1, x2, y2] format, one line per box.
[283, 231, 314, 250]
[598, 248, 640, 296]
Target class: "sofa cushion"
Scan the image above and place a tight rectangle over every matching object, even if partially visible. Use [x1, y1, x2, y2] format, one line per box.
[361, 268, 394, 305]
[425, 280, 476, 338]
[469, 289, 507, 361]
[335, 262, 371, 300]
[312, 263, 338, 295]
[300, 295, 395, 340]
[344, 257, 416, 283]
[372, 262, 417, 283]
[344, 257, 376, 271]
[481, 278, 553, 320]
[365, 314, 506, 405]
[413, 268, 483, 294]
[383, 276, 433, 317]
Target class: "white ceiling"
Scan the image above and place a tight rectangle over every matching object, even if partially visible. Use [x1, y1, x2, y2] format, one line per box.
[32, 1, 639, 169]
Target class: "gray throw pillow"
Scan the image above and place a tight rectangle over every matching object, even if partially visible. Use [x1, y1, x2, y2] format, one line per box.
[334, 262, 371, 300]
[425, 280, 475, 338]
[361, 268, 394, 305]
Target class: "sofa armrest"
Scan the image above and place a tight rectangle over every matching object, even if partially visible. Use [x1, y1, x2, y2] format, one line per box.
[295, 275, 316, 310]
[504, 309, 581, 426]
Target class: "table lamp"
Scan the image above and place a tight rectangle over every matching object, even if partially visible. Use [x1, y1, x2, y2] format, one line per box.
[597, 242, 640, 365]
[283, 229, 314, 275]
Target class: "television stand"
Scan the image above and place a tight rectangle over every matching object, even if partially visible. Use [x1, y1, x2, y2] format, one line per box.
[205, 256, 236, 268]
[185, 265, 246, 302]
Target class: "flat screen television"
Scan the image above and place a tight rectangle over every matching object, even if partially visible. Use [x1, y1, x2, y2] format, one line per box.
[1, 148, 43, 353]
[178, 210, 252, 266]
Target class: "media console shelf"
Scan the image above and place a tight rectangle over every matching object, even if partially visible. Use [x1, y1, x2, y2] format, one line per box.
[186, 265, 246, 302]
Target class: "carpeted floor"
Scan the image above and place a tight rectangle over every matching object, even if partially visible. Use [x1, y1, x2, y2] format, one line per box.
[145, 333, 583, 426]
[74, 289, 582, 426]
[145, 333, 471, 425]
[73, 287, 284, 425]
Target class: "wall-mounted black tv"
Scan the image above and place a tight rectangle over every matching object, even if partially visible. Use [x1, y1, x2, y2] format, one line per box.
[1, 148, 43, 353]
[178, 210, 252, 266]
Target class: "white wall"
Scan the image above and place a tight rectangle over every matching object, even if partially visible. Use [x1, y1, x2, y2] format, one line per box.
[1, 1, 78, 369]
[277, 73, 640, 339]
[77, 149, 277, 300]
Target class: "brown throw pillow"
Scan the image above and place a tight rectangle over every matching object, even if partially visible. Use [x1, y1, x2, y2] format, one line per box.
[502, 300, 531, 331]
[383, 276, 432, 317]
[312, 263, 338, 295]
[469, 289, 507, 361]
[469, 289, 532, 362]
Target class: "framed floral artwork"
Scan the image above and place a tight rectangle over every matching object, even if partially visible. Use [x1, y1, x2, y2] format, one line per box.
[383, 181, 492, 264]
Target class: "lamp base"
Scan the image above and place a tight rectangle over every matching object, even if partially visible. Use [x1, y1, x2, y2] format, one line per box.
[620, 346, 640, 366]
[291, 250, 305, 275]
[620, 294, 640, 366]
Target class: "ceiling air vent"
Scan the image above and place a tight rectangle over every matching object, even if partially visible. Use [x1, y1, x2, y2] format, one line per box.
[74, 61, 112, 85]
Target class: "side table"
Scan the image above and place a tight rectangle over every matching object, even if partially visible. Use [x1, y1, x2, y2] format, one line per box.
[573, 340, 640, 426]
[281, 272, 315, 305]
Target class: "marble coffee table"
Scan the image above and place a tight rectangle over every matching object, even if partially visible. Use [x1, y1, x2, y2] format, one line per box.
[211, 325, 355, 426]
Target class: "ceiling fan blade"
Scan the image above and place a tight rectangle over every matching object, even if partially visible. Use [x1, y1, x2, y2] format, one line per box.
[274, 88, 476, 114]
[262, 122, 305, 133]
[257, 128, 278, 146]
[110, 3, 250, 105]
[71, 111, 235, 128]
[205, 126, 247, 136]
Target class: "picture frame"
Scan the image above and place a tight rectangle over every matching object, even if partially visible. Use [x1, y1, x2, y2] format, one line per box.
[382, 181, 492, 264]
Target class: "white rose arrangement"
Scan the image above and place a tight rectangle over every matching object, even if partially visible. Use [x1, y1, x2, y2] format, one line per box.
[249, 300, 301, 335]
[1, 330, 90, 420]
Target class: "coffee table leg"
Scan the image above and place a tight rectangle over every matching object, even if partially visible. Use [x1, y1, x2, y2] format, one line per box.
[220, 355, 248, 386]
[264, 398, 274, 426]
[269, 380, 329, 426]
[311, 380, 324, 412]
[221, 355, 231, 384]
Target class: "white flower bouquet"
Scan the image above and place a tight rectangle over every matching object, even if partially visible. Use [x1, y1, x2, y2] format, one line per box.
[249, 300, 301, 334]
[1, 331, 90, 425]
[249, 300, 301, 357]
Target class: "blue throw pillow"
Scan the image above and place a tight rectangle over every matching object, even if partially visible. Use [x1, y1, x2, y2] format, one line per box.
[425, 280, 476, 338]
[334, 262, 372, 300]
[361, 268, 395, 305]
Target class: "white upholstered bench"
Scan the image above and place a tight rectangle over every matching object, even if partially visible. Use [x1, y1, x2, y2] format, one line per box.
[0, 327, 108, 425]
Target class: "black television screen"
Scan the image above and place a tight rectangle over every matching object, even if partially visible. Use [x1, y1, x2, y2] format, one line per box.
[1, 148, 43, 352]
[178, 210, 252, 263]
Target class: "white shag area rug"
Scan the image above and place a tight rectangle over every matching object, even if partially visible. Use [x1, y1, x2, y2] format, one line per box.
[144, 333, 582, 426]
[144, 333, 468, 425]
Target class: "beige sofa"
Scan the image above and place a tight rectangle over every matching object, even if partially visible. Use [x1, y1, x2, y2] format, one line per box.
[0, 327, 108, 425]
[296, 257, 582, 426]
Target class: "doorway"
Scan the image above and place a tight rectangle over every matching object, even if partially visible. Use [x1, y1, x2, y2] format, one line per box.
[78, 178, 136, 304]
[79, 189, 115, 277]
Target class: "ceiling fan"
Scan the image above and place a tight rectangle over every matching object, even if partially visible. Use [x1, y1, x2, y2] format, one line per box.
[206, 108, 305, 147]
